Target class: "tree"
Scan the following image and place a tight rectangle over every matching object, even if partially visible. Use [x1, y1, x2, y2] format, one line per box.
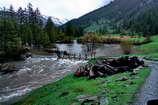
[9, 5, 15, 19]
[65, 23, 75, 36]
[123, 7, 158, 36]
[0, 19, 22, 58]
[17, 7, 25, 24]
[45, 17, 57, 43]
[27, 3, 34, 25]
[39, 30, 50, 47]
[0, 4, 65, 52]
[34, 8, 43, 27]
[20, 24, 33, 46]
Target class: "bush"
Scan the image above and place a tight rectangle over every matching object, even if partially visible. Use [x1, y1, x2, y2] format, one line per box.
[79, 34, 100, 43]
[120, 40, 133, 54]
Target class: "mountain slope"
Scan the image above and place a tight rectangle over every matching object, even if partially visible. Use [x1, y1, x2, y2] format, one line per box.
[64, 0, 158, 33]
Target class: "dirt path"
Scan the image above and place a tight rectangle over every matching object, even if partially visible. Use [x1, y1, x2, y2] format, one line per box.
[133, 61, 158, 105]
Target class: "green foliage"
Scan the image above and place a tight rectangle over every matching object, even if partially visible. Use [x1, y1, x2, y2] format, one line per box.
[0, 19, 24, 59]
[0, 4, 66, 59]
[63, 22, 83, 37]
[125, 7, 158, 36]
[0, 4, 69, 56]
[84, 19, 113, 34]
[0, 19, 21, 51]
[44, 17, 57, 43]
[38, 30, 50, 47]
[20, 25, 33, 46]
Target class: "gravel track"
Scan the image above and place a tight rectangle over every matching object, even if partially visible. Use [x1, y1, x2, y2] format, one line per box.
[133, 61, 158, 105]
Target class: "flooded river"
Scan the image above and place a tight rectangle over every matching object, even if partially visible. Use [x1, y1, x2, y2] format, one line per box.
[56, 40, 122, 57]
[0, 41, 122, 105]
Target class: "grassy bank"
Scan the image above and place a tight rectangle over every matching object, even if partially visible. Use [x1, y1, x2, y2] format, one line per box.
[14, 67, 150, 105]
[78, 34, 146, 44]
[135, 35, 158, 60]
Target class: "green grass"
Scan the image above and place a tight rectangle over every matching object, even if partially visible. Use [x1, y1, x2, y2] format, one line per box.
[135, 35, 158, 60]
[138, 35, 158, 52]
[14, 68, 150, 105]
[129, 37, 145, 43]
[104, 68, 150, 105]
[138, 42, 158, 53]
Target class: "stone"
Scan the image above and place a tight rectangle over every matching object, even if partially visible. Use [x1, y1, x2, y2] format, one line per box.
[99, 96, 109, 105]
[130, 71, 138, 76]
[134, 66, 144, 71]
[76, 95, 98, 103]
[116, 76, 129, 81]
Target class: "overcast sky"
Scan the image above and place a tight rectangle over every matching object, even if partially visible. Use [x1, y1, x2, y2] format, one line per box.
[0, 0, 112, 20]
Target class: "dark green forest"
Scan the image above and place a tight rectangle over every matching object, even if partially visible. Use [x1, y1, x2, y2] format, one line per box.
[0, 4, 83, 59]
[123, 6, 158, 36]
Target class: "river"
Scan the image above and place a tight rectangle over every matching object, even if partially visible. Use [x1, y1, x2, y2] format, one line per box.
[0, 41, 122, 105]
[56, 40, 123, 57]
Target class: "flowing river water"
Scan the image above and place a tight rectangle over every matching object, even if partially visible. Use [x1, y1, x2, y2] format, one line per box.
[0, 41, 123, 105]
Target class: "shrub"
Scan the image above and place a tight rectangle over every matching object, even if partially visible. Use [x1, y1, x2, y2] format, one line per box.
[120, 40, 133, 54]
[80, 34, 100, 43]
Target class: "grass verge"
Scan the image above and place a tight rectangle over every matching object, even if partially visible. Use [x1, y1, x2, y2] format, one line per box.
[14, 67, 150, 105]
[134, 35, 158, 60]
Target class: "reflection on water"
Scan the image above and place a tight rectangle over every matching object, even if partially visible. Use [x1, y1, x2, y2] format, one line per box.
[56, 40, 122, 57]
[56, 40, 83, 55]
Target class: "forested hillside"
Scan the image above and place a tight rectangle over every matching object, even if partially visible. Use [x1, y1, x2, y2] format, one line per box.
[64, 0, 158, 35]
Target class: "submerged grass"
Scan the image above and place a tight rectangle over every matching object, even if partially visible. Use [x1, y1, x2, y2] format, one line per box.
[14, 68, 150, 105]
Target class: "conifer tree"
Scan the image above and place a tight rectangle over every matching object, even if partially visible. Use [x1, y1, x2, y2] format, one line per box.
[45, 17, 57, 43]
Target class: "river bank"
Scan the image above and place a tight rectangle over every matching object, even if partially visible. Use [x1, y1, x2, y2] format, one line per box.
[77, 34, 150, 45]
[13, 63, 150, 105]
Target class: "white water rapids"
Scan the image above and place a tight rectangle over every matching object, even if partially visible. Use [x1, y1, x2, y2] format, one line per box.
[0, 57, 87, 105]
